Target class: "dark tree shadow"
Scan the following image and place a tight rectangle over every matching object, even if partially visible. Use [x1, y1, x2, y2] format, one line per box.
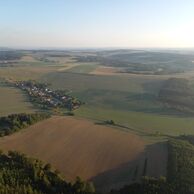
[89, 142, 168, 193]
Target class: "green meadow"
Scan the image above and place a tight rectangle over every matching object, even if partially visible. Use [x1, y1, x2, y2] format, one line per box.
[65, 64, 98, 74]
[0, 82, 37, 116]
[40, 70, 194, 140]
[1, 57, 194, 141]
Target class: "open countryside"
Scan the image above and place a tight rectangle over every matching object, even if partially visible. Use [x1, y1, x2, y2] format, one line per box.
[0, 116, 147, 190]
[1, 1, 194, 194]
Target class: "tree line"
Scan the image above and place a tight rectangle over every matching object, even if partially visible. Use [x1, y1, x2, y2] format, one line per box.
[0, 150, 95, 194]
[0, 113, 50, 136]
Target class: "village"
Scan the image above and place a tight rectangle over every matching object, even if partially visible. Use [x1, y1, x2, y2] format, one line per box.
[14, 81, 82, 111]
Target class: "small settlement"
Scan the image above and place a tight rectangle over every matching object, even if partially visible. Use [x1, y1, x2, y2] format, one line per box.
[14, 81, 82, 111]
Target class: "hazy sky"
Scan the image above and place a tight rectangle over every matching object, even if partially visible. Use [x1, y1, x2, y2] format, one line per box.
[1, 0, 194, 48]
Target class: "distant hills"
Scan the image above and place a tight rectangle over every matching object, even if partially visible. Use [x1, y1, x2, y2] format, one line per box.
[158, 78, 194, 113]
[0, 47, 14, 51]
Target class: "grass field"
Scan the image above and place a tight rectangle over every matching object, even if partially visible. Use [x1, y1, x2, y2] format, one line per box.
[75, 106, 194, 138]
[0, 66, 61, 81]
[0, 116, 146, 191]
[40, 71, 194, 140]
[1, 55, 194, 140]
[41, 71, 145, 92]
[0, 83, 36, 116]
[65, 63, 98, 74]
[1, 52, 189, 191]
[1, 62, 194, 140]
[90, 66, 120, 75]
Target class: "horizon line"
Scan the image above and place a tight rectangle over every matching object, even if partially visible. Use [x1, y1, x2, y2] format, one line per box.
[1, 46, 194, 51]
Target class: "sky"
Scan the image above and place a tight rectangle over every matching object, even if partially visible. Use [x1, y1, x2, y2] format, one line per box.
[0, 0, 194, 48]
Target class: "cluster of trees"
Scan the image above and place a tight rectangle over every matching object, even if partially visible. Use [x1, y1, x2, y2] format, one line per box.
[0, 151, 95, 194]
[167, 138, 194, 193]
[110, 176, 172, 194]
[0, 113, 50, 136]
[105, 120, 115, 125]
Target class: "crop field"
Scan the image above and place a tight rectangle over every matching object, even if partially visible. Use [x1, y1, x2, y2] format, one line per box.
[1, 61, 194, 140]
[65, 63, 98, 74]
[90, 66, 120, 75]
[39, 71, 194, 140]
[93, 141, 167, 191]
[75, 107, 194, 138]
[41, 71, 146, 92]
[1, 50, 194, 192]
[0, 83, 36, 116]
[0, 63, 69, 81]
[20, 55, 38, 62]
[0, 116, 147, 190]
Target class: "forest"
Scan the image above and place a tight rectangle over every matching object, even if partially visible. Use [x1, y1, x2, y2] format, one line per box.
[0, 113, 50, 136]
[0, 151, 95, 194]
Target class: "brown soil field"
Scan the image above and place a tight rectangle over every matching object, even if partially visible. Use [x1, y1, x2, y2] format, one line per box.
[0, 116, 145, 188]
[57, 64, 80, 72]
[92, 142, 168, 191]
[90, 66, 121, 75]
[20, 55, 37, 62]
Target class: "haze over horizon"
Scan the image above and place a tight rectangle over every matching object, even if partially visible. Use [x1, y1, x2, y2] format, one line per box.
[1, 0, 194, 48]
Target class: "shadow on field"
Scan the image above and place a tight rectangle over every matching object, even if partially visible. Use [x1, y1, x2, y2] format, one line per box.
[90, 142, 168, 192]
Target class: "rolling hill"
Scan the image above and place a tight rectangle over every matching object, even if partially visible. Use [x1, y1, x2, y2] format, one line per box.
[0, 116, 145, 190]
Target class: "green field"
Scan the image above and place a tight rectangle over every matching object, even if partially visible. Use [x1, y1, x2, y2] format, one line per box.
[75, 106, 194, 138]
[0, 65, 61, 81]
[41, 71, 145, 92]
[1, 50, 194, 192]
[65, 64, 98, 74]
[1, 52, 194, 142]
[0, 83, 37, 116]
[39, 71, 194, 140]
